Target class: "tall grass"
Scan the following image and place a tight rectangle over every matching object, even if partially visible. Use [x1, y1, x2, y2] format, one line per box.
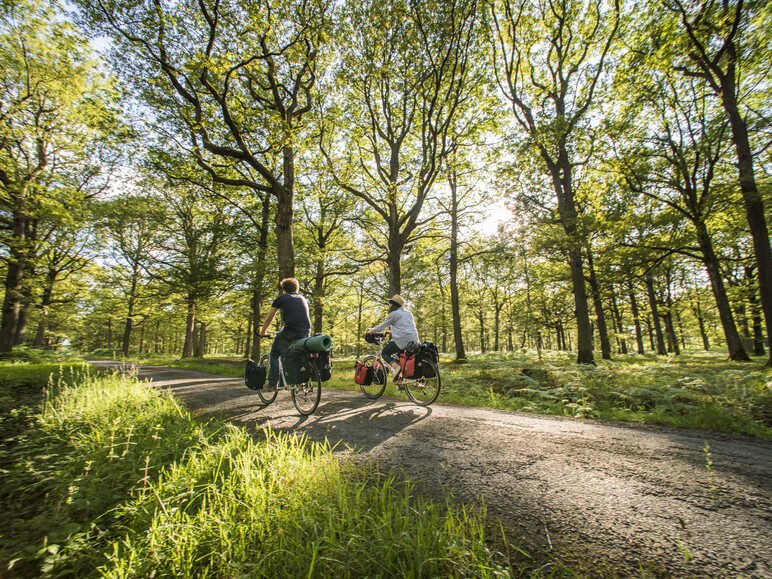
[0, 363, 510, 577]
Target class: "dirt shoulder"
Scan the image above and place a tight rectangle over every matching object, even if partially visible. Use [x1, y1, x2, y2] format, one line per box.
[91, 361, 772, 578]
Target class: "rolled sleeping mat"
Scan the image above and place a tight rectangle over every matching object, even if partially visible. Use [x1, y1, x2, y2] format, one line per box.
[292, 334, 333, 352]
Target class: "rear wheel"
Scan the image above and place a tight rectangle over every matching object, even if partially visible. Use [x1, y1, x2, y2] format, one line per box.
[359, 355, 387, 399]
[255, 354, 278, 405]
[292, 368, 322, 415]
[404, 361, 441, 406]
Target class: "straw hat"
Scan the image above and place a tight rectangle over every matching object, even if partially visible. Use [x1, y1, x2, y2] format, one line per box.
[388, 294, 406, 307]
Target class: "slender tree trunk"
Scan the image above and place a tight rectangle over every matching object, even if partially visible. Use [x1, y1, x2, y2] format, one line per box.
[645, 274, 667, 355]
[250, 195, 271, 360]
[244, 317, 252, 359]
[356, 288, 363, 359]
[610, 290, 628, 354]
[138, 321, 145, 354]
[663, 272, 680, 355]
[478, 304, 485, 354]
[695, 226, 749, 360]
[312, 260, 324, 334]
[449, 178, 465, 360]
[182, 297, 196, 358]
[107, 318, 113, 351]
[122, 275, 138, 357]
[627, 281, 645, 354]
[693, 291, 710, 351]
[749, 289, 765, 356]
[586, 247, 611, 359]
[33, 271, 56, 348]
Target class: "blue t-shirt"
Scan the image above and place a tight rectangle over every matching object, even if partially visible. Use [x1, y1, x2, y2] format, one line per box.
[271, 292, 311, 337]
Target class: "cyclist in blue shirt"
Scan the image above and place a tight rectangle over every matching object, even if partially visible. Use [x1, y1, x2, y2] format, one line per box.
[259, 277, 311, 389]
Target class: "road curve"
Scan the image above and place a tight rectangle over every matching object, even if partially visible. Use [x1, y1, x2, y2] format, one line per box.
[91, 361, 772, 578]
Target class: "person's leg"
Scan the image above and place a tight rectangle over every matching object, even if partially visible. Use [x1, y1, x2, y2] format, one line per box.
[382, 341, 401, 373]
[267, 331, 293, 388]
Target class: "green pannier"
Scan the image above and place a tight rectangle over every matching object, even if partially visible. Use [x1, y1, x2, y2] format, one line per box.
[283, 347, 311, 385]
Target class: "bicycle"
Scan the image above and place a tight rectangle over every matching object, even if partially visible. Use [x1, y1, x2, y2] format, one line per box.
[357, 332, 441, 406]
[253, 335, 322, 416]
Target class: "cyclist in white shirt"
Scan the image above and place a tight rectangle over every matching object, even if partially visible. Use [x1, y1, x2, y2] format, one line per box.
[366, 294, 419, 374]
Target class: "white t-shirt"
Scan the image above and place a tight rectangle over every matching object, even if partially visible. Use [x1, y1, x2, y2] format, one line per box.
[373, 307, 420, 349]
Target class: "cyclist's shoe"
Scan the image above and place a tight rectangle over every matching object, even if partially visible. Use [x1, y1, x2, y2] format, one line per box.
[263, 382, 278, 392]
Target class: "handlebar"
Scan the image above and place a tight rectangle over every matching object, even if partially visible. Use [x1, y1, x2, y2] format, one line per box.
[365, 332, 387, 344]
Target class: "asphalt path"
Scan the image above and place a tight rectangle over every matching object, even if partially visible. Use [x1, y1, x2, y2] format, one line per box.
[91, 361, 772, 578]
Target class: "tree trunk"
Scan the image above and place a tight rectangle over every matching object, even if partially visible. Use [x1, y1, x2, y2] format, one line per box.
[275, 145, 296, 279]
[720, 82, 772, 366]
[32, 271, 56, 348]
[449, 180, 465, 360]
[387, 231, 403, 296]
[692, 291, 710, 351]
[244, 317, 252, 359]
[182, 297, 196, 358]
[695, 225, 749, 361]
[138, 321, 145, 354]
[645, 274, 667, 355]
[312, 260, 324, 334]
[749, 289, 765, 356]
[550, 151, 594, 364]
[356, 288, 363, 359]
[627, 281, 645, 354]
[250, 195, 272, 360]
[0, 243, 26, 353]
[107, 318, 113, 351]
[14, 283, 33, 346]
[122, 275, 138, 357]
[610, 290, 628, 354]
[196, 322, 207, 357]
[586, 247, 611, 359]
[478, 304, 485, 353]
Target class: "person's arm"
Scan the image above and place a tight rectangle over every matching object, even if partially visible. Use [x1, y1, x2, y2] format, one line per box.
[369, 312, 394, 334]
[259, 307, 279, 336]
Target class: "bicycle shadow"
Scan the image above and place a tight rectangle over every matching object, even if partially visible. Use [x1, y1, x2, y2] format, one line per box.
[230, 395, 433, 453]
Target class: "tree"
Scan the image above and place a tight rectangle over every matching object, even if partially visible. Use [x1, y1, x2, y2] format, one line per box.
[659, 0, 772, 364]
[78, 0, 331, 280]
[323, 0, 481, 295]
[97, 195, 165, 356]
[0, 0, 121, 352]
[489, 0, 621, 364]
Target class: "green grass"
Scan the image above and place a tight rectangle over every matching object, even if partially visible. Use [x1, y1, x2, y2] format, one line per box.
[0, 361, 519, 577]
[104, 349, 772, 438]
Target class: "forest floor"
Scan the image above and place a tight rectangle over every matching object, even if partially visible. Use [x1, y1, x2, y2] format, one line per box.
[92, 360, 772, 578]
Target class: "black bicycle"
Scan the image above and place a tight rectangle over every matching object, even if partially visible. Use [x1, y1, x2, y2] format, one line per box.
[358, 332, 441, 406]
[251, 336, 322, 416]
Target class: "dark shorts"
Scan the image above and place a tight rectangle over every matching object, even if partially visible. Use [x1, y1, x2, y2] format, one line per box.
[382, 340, 402, 364]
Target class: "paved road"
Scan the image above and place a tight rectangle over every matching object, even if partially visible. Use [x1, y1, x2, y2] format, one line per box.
[92, 361, 772, 578]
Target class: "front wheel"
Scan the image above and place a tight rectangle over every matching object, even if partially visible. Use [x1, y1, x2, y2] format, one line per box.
[404, 361, 441, 406]
[291, 369, 322, 416]
[359, 355, 388, 399]
[255, 354, 278, 405]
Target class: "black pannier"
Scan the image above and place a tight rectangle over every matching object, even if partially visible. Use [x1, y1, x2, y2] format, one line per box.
[415, 342, 439, 378]
[283, 347, 311, 385]
[244, 359, 266, 390]
[308, 350, 332, 382]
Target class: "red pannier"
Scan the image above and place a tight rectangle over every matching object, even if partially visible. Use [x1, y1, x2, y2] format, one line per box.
[354, 361, 372, 385]
[399, 353, 416, 378]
